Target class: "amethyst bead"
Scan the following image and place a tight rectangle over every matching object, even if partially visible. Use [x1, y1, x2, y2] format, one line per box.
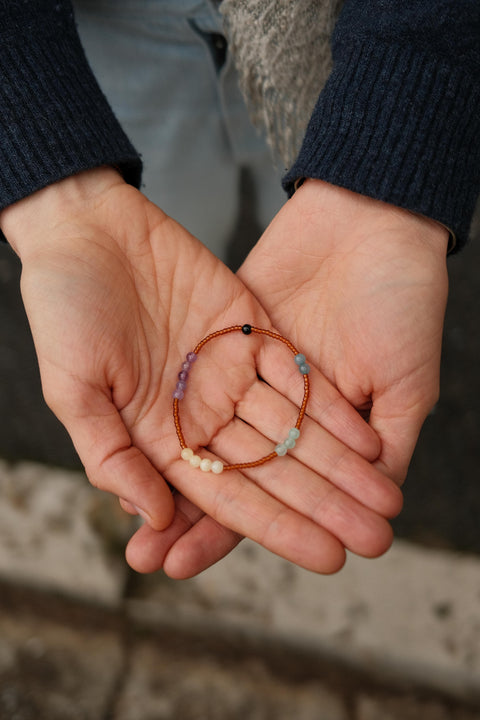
[178, 370, 189, 381]
[186, 352, 197, 363]
[173, 388, 185, 400]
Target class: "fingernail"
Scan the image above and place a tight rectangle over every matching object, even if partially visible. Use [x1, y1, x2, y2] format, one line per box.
[132, 505, 151, 523]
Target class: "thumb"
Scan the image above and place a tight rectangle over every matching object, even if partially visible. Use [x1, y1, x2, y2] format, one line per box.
[45, 379, 175, 531]
[369, 388, 432, 487]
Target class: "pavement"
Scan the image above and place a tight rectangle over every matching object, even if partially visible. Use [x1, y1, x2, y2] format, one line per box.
[0, 459, 480, 720]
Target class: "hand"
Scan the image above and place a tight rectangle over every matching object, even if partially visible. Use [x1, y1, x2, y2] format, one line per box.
[2, 170, 401, 578]
[238, 179, 449, 486]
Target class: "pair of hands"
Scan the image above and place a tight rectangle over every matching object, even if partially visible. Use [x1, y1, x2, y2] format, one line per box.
[1, 168, 449, 578]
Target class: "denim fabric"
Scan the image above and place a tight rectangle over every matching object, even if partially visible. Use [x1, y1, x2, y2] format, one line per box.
[73, 0, 285, 260]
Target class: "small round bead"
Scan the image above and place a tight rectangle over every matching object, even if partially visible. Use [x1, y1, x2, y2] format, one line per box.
[294, 353, 306, 366]
[181, 447, 194, 461]
[173, 388, 184, 400]
[176, 380, 187, 391]
[275, 443, 288, 456]
[200, 458, 212, 472]
[182, 361, 192, 372]
[211, 461, 224, 474]
[288, 428, 300, 440]
[284, 437, 296, 449]
[299, 363, 310, 374]
[189, 454, 201, 467]
[178, 370, 189, 382]
[186, 352, 197, 363]
[242, 324, 252, 335]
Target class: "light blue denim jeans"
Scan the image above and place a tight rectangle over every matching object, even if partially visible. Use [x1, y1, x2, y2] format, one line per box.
[73, 0, 285, 261]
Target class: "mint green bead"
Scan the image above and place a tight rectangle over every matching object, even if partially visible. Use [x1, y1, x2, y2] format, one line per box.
[288, 428, 300, 440]
[299, 363, 310, 374]
[294, 353, 306, 366]
[275, 443, 288, 456]
[284, 437, 296, 449]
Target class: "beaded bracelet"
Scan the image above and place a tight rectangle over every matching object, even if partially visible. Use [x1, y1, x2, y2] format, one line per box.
[172, 324, 310, 474]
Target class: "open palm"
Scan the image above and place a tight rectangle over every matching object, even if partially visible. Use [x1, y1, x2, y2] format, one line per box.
[4, 170, 402, 577]
[239, 179, 450, 487]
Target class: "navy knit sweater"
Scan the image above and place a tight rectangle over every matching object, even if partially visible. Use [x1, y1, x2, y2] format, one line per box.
[0, 0, 479, 249]
[284, 0, 480, 250]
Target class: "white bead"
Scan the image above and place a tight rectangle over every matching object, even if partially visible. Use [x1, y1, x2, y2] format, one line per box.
[200, 458, 212, 472]
[181, 447, 194, 461]
[211, 461, 224, 474]
[189, 454, 201, 467]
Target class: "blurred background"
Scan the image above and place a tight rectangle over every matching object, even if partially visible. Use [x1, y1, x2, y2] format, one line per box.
[0, 196, 479, 719]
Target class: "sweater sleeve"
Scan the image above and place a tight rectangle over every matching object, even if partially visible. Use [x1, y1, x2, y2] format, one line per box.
[0, 0, 142, 213]
[283, 0, 480, 250]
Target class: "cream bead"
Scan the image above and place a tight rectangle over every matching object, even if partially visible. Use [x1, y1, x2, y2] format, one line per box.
[200, 458, 213, 472]
[211, 460, 224, 474]
[189, 454, 202, 467]
[181, 447, 194, 461]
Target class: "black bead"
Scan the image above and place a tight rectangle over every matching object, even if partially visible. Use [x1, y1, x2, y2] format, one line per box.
[242, 324, 252, 335]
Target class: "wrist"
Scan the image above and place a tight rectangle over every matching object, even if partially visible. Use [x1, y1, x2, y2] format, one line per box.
[295, 179, 450, 259]
[0, 166, 124, 260]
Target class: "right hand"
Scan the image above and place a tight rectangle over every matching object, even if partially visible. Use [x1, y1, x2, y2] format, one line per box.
[1, 168, 402, 577]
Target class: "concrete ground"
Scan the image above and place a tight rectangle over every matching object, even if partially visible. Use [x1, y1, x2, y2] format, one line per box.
[0, 460, 479, 719]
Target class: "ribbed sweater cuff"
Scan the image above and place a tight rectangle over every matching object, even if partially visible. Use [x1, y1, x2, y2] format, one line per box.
[0, 2, 142, 213]
[283, 39, 480, 250]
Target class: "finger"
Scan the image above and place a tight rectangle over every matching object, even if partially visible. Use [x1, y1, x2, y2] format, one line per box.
[119, 498, 140, 515]
[255, 337, 381, 462]
[126, 494, 243, 578]
[235, 378, 403, 519]
[165, 458, 346, 574]
[209, 418, 395, 559]
[50, 383, 175, 530]
[369, 390, 428, 486]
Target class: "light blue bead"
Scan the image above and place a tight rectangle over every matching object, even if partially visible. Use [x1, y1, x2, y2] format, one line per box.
[275, 443, 288, 456]
[284, 437, 296, 449]
[294, 353, 306, 366]
[299, 363, 310, 374]
[288, 428, 300, 440]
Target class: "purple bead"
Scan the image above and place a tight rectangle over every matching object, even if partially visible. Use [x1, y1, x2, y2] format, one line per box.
[176, 381, 187, 391]
[182, 361, 191, 372]
[186, 352, 197, 363]
[178, 370, 189, 381]
[173, 388, 185, 400]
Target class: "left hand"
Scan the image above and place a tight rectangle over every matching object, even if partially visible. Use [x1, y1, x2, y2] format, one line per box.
[237, 179, 450, 486]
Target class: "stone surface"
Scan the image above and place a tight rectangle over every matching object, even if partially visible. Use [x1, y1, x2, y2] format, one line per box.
[113, 638, 348, 720]
[356, 695, 480, 720]
[0, 460, 132, 605]
[0, 602, 123, 719]
[129, 538, 480, 703]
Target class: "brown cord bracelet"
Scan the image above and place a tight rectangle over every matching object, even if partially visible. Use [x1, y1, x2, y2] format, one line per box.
[172, 324, 311, 474]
